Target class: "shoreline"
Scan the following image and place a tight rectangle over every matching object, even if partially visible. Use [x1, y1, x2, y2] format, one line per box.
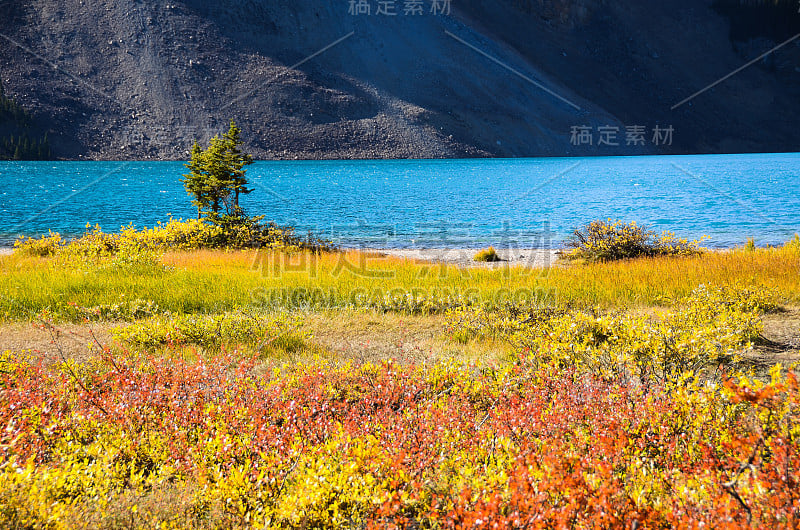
[351, 248, 561, 268]
[0, 245, 560, 267]
[0, 245, 752, 269]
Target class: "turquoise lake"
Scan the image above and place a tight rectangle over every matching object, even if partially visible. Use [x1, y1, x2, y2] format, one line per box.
[1, 153, 798, 248]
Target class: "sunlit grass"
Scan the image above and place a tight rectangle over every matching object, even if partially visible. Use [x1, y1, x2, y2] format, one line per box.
[1, 241, 798, 528]
[1, 244, 798, 321]
[547, 246, 800, 305]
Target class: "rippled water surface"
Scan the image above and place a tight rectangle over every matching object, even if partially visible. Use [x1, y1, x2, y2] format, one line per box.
[1, 153, 798, 248]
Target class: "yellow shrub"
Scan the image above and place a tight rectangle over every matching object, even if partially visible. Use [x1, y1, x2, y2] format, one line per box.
[13, 218, 332, 259]
[567, 219, 706, 261]
[473, 247, 501, 262]
[13, 230, 63, 256]
[113, 311, 309, 352]
[448, 285, 776, 383]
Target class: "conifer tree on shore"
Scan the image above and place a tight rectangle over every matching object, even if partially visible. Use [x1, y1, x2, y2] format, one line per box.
[181, 120, 253, 219]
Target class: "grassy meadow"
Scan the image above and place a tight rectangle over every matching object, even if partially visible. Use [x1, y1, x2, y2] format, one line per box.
[2, 243, 799, 319]
[1, 229, 799, 528]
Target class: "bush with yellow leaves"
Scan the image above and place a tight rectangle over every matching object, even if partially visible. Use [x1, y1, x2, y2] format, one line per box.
[113, 311, 309, 352]
[447, 284, 778, 383]
[566, 219, 706, 261]
[13, 217, 336, 258]
[1, 347, 798, 528]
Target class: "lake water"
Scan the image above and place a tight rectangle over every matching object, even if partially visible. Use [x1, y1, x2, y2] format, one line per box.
[1, 153, 798, 249]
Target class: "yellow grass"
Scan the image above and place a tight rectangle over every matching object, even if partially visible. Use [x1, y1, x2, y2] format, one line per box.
[0, 244, 797, 321]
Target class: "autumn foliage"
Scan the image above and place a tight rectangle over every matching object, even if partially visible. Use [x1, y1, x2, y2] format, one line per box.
[2, 235, 799, 528]
[1, 345, 798, 528]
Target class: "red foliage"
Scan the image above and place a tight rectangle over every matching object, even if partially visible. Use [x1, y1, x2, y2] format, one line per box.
[1, 351, 798, 528]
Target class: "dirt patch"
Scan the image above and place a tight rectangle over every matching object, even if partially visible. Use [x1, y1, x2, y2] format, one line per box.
[744, 306, 800, 368]
[302, 310, 512, 365]
[0, 321, 115, 366]
[761, 306, 800, 349]
[303, 310, 444, 364]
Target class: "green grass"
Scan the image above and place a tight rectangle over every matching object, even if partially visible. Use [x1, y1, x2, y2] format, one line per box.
[1, 244, 798, 322]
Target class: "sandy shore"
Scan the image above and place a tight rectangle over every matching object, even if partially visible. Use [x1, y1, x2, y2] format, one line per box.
[0, 245, 561, 268]
[353, 248, 562, 268]
[1, 246, 560, 266]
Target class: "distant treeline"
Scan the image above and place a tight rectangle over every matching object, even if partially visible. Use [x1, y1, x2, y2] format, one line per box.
[0, 81, 52, 161]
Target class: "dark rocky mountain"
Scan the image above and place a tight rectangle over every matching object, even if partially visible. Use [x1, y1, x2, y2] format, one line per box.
[0, 0, 798, 160]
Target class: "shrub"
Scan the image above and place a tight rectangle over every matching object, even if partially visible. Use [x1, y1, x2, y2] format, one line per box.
[47, 299, 163, 322]
[105, 238, 165, 273]
[12, 230, 62, 256]
[473, 247, 501, 262]
[372, 292, 473, 315]
[80, 299, 162, 322]
[113, 311, 309, 352]
[59, 223, 118, 257]
[566, 219, 706, 261]
[446, 284, 777, 383]
[13, 217, 337, 257]
[119, 218, 223, 251]
[1, 348, 798, 528]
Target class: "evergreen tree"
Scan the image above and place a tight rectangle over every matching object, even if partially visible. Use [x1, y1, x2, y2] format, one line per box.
[220, 120, 253, 211]
[181, 120, 254, 219]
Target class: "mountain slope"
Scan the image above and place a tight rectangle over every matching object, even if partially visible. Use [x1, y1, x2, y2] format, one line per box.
[0, 0, 798, 160]
[0, 80, 51, 160]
